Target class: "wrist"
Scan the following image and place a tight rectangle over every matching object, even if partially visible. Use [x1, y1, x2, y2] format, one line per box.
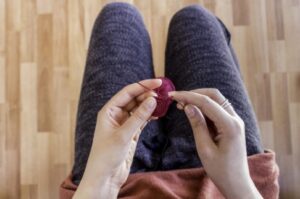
[222, 176, 262, 199]
[74, 174, 120, 199]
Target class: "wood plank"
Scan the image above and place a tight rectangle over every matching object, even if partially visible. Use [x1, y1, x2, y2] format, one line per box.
[1, 1, 300, 198]
[271, 72, 292, 155]
[20, 63, 37, 185]
[36, 0, 52, 14]
[288, 72, 300, 103]
[0, 0, 5, 52]
[259, 121, 274, 149]
[21, 184, 38, 199]
[20, 0, 36, 62]
[232, 0, 250, 25]
[266, 0, 285, 40]
[255, 73, 273, 121]
[289, 103, 300, 197]
[37, 14, 53, 132]
[0, 56, 5, 103]
[53, 0, 68, 67]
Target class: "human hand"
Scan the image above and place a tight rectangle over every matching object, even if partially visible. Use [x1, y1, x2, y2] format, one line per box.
[74, 79, 161, 199]
[169, 89, 262, 199]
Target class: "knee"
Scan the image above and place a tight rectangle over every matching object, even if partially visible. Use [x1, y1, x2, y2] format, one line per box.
[98, 2, 141, 21]
[173, 5, 216, 21]
[102, 2, 138, 14]
[91, 2, 144, 34]
[170, 5, 218, 29]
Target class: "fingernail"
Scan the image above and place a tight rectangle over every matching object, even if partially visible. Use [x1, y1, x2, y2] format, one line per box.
[151, 91, 158, 97]
[185, 105, 195, 117]
[157, 79, 162, 86]
[168, 91, 175, 97]
[146, 97, 156, 109]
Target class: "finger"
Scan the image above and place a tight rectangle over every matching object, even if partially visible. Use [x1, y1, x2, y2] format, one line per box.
[129, 106, 157, 123]
[129, 102, 158, 120]
[125, 90, 158, 112]
[169, 91, 233, 130]
[124, 99, 138, 112]
[190, 88, 236, 115]
[184, 104, 216, 154]
[176, 102, 184, 110]
[108, 79, 162, 108]
[136, 91, 157, 102]
[119, 97, 157, 142]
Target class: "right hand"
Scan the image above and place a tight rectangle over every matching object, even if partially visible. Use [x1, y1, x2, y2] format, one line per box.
[74, 79, 161, 199]
[168, 88, 262, 199]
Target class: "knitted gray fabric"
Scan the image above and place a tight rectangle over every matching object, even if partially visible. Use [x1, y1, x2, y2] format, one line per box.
[71, 3, 165, 185]
[71, 3, 263, 184]
[161, 5, 262, 170]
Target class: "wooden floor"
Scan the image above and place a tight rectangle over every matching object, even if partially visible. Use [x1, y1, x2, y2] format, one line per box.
[0, 0, 299, 198]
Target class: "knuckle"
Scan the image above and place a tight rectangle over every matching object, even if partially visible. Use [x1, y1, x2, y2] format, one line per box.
[191, 89, 201, 93]
[234, 116, 244, 128]
[193, 115, 206, 129]
[182, 90, 191, 96]
[193, 120, 202, 130]
[120, 85, 129, 95]
[210, 88, 221, 96]
[125, 90, 135, 99]
[228, 117, 245, 135]
[238, 119, 245, 132]
[124, 84, 132, 90]
[122, 84, 135, 97]
[199, 95, 211, 105]
[210, 88, 224, 102]
[96, 108, 105, 120]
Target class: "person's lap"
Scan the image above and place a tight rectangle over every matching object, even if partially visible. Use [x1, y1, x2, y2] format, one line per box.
[71, 2, 263, 185]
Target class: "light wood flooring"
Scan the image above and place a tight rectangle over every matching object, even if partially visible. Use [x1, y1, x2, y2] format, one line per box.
[0, 0, 299, 198]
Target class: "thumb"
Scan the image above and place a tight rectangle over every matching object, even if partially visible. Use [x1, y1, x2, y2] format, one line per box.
[184, 104, 216, 155]
[119, 97, 157, 142]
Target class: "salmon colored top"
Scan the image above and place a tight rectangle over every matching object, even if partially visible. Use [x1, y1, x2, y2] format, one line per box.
[60, 150, 279, 199]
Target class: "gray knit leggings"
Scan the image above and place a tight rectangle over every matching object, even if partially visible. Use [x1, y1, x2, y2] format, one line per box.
[71, 3, 263, 185]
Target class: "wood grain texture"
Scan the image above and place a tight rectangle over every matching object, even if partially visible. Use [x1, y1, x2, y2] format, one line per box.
[0, 0, 299, 198]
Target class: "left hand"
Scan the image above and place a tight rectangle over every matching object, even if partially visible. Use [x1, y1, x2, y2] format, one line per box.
[170, 88, 262, 199]
[74, 79, 162, 199]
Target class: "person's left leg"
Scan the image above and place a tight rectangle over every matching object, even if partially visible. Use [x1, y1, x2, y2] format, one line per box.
[160, 5, 263, 171]
[71, 3, 165, 185]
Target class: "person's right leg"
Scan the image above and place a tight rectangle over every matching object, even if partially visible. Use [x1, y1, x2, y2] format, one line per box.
[161, 5, 263, 170]
[71, 3, 166, 185]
